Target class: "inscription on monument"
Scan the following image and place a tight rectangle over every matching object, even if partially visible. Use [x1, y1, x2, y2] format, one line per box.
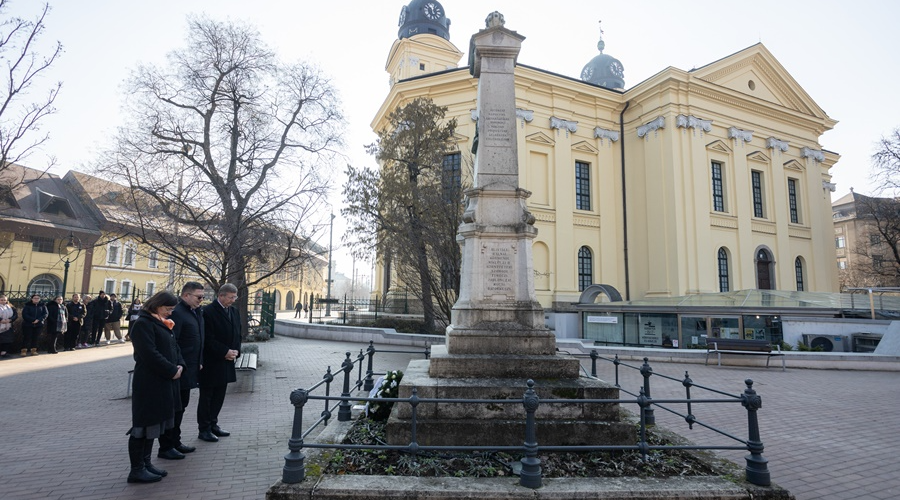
[484, 107, 511, 143]
[484, 243, 515, 297]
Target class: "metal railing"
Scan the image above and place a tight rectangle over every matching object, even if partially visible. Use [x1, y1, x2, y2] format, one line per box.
[280, 346, 772, 490]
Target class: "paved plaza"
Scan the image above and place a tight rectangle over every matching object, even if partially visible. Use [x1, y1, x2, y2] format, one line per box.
[0, 334, 897, 500]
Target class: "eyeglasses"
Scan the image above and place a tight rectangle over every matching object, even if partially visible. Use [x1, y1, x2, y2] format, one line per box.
[191, 294, 204, 299]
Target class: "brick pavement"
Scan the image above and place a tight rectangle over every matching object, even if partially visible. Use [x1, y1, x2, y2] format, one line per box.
[0, 337, 897, 500]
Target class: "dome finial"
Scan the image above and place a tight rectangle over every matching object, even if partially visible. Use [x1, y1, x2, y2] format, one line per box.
[597, 20, 605, 53]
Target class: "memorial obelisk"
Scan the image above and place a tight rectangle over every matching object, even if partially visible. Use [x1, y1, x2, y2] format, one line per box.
[427, 12, 578, 379]
[387, 13, 629, 447]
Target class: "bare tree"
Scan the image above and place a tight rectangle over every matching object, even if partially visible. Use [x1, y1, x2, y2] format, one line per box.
[342, 98, 464, 332]
[96, 16, 343, 331]
[0, 1, 61, 179]
[851, 194, 900, 287]
[872, 128, 900, 194]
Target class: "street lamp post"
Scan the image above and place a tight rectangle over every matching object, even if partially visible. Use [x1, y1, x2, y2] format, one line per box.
[61, 233, 76, 296]
[325, 213, 335, 317]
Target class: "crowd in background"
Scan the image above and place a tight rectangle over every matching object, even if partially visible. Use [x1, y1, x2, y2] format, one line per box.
[0, 292, 144, 357]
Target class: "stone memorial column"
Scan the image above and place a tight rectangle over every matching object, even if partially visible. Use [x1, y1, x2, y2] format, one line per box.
[429, 12, 577, 379]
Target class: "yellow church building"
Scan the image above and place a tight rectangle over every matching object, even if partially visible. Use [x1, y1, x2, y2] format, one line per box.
[373, 1, 840, 312]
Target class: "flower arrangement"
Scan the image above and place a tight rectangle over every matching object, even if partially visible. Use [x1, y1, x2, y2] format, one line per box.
[366, 369, 404, 421]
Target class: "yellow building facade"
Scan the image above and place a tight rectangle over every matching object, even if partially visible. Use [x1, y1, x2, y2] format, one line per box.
[373, 2, 840, 309]
[0, 167, 325, 310]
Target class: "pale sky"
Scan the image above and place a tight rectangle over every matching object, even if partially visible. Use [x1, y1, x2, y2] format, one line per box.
[6, 0, 900, 279]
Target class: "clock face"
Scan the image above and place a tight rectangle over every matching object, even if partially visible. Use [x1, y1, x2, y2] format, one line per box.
[423, 2, 443, 20]
[398, 6, 407, 26]
[610, 62, 623, 78]
[581, 66, 594, 80]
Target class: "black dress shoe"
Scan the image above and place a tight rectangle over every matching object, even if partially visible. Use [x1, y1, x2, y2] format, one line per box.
[175, 444, 196, 454]
[211, 426, 230, 437]
[157, 448, 185, 460]
[198, 430, 219, 442]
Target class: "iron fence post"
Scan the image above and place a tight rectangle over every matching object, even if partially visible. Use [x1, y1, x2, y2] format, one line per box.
[639, 357, 655, 425]
[356, 349, 365, 389]
[590, 349, 598, 377]
[322, 367, 333, 425]
[741, 379, 771, 486]
[682, 371, 695, 429]
[613, 354, 621, 387]
[519, 379, 542, 489]
[637, 387, 650, 462]
[282, 388, 308, 484]
[409, 387, 419, 456]
[338, 352, 353, 421]
[363, 341, 376, 392]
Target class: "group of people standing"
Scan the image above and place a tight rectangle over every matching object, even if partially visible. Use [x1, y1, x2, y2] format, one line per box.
[0, 292, 143, 357]
[126, 283, 242, 484]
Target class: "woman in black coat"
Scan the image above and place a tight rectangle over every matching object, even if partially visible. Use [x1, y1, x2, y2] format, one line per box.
[126, 291, 184, 484]
[21, 294, 48, 356]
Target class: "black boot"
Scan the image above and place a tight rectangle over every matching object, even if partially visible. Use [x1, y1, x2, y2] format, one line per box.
[127, 437, 162, 483]
[143, 438, 168, 477]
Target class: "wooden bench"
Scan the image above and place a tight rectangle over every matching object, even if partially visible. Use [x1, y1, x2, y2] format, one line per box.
[705, 339, 785, 371]
[235, 352, 258, 392]
[126, 352, 259, 397]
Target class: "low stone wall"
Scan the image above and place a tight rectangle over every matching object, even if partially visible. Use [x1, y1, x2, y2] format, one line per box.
[274, 320, 899, 371]
[556, 339, 900, 372]
[274, 319, 444, 347]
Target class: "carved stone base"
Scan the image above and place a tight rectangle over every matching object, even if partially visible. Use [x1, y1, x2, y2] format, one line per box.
[428, 344, 579, 379]
[386, 360, 635, 447]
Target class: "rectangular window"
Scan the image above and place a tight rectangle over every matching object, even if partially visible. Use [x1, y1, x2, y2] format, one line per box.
[123, 245, 135, 267]
[120, 280, 132, 301]
[107, 243, 119, 264]
[837, 259, 847, 270]
[873, 255, 884, 269]
[104, 279, 116, 294]
[148, 250, 158, 269]
[32, 236, 56, 253]
[711, 161, 725, 212]
[441, 153, 462, 203]
[167, 256, 175, 270]
[145, 282, 156, 298]
[788, 178, 799, 223]
[870, 234, 882, 246]
[835, 236, 845, 249]
[751, 171, 765, 218]
[575, 161, 591, 211]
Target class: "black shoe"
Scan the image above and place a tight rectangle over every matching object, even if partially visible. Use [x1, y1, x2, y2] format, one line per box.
[198, 430, 218, 442]
[157, 448, 185, 460]
[144, 462, 167, 477]
[175, 444, 196, 454]
[211, 426, 230, 437]
[127, 467, 162, 483]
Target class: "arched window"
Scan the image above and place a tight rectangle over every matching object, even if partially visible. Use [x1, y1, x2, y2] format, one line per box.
[717, 248, 730, 292]
[756, 248, 774, 290]
[795, 257, 805, 291]
[577, 246, 593, 292]
[28, 274, 62, 297]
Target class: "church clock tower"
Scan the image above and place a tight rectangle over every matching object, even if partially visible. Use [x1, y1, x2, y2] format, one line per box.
[386, 0, 463, 86]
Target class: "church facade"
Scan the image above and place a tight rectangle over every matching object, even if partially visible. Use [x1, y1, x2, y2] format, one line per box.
[373, 1, 840, 310]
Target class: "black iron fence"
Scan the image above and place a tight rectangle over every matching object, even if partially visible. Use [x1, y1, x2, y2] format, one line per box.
[305, 294, 414, 325]
[279, 345, 772, 490]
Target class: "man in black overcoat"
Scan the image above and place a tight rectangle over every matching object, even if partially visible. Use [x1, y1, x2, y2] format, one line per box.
[196, 283, 241, 442]
[157, 282, 206, 459]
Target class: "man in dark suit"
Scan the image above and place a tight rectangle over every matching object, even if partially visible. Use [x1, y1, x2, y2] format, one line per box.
[197, 283, 241, 442]
[158, 282, 206, 459]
